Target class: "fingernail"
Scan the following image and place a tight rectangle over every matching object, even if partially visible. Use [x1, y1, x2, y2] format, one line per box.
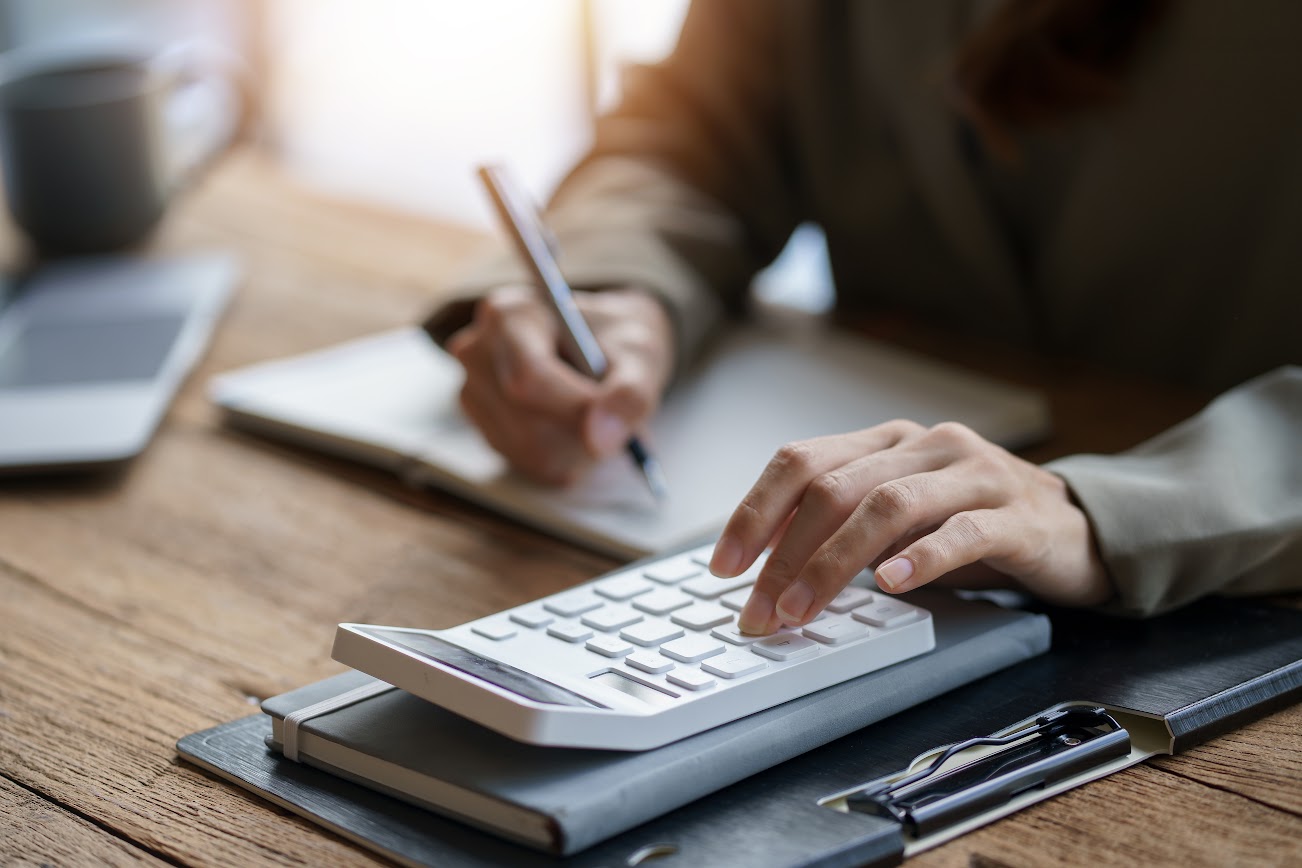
[776, 581, 815, 624]
[710, 536, 742, 577]
[738, 590, 775, 635]
[877, 557, 914, 590]
[587, 408, 627, 456]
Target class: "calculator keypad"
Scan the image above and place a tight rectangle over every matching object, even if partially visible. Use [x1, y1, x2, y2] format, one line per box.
[467, 544, 926, 709]
[581, 605, 643, 632]
[669, 602, 733, 630]
[632, 588, 695, 615]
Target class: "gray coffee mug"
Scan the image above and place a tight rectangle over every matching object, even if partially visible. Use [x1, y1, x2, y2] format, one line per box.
[0, 42, 242, 254]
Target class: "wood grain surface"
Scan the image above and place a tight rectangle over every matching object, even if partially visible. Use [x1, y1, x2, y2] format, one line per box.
[0, 150, 1297, 867]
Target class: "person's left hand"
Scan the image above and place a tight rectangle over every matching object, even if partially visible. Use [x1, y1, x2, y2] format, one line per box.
[707, 420, 1115, 635]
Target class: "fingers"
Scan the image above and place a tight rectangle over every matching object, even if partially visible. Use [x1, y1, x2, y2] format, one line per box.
[738, 464, 999, 632]
[871, 509, 1006, 594]
[457, 365, 591, 485]
[710, 421, 924, 579]
[740, 450, 950, 633]
[448, 285, 675, 485]
[477, 288, 596, 415]
[583, 349, 659, 457]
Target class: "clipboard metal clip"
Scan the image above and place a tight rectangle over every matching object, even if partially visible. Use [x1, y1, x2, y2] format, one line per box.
[846, 706, 1130, 838]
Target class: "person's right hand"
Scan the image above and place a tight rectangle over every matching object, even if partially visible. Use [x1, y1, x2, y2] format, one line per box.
[445, 285, 675, 485]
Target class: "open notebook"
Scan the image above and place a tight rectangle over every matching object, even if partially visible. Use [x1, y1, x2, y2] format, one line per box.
[210, 318, 1049, 558]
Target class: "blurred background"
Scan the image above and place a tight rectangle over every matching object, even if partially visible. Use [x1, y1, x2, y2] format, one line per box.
[0, 0, 689, 228]
[0, 0, 830, 307]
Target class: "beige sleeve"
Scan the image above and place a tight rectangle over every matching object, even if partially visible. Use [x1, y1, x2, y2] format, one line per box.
[428, 0, 803, 372]
[1047, 366, 1302, 617]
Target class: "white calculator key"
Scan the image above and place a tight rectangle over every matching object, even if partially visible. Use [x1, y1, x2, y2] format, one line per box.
[826, 587, 875, 614]
[681, 573, 755, 600]
[670, 603, 734, 630]
[509, 607, 554, 629]
[544, 591, 605, 618]
[701, 652, 767, 679]
[667, 668, 716, 691]
[632, 588, 695, 615]
[581, 606, 643, 632]
[625, 650, 675, 674]
[594, 574, 655, 601]
[547, 621, 594, 643]
[710, 624, 762, 645]
[586, 635, 634, 658]
[802, 618, 870, 645]
[751, 632, 819, 661]
[719, 587, 753, 611]
[471, 621, 517, 641]
[660, 634, 726, 663]
[642, 557, 702, 585]
[620, 619, 685, 647]
[852, 599, 920, 628]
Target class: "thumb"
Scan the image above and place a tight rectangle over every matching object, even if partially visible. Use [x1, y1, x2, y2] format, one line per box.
[583, 403, 632, 458]
[582, 362, 658, 458]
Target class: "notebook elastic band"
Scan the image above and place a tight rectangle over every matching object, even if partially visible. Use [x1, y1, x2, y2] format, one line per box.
[281, 679, 395, 762]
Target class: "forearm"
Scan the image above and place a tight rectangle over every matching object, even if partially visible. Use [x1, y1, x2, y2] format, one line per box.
[1048, 366, 1302, 616]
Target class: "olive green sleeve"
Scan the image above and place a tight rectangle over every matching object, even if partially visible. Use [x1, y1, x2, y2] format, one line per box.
[1048, 366, 1302, 616]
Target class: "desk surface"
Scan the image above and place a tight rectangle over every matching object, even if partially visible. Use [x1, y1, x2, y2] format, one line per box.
[1, 152, 1298, 867]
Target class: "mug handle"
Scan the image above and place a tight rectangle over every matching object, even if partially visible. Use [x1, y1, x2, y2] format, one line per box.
[149, 40, 251, 195]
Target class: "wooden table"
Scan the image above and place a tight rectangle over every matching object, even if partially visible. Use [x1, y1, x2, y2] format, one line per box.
[1, 151, 1298, 867]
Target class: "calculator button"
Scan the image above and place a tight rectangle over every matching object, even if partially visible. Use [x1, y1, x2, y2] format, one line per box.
[594, 575, 655, 601]
[471, 621, 517, 641]
[752, 632, 819, 661]
[852, 600, 919, 628]
[509, 607, 554, 629]
[681, 573, 755, 600]
[581, 606, 643, 632]
[547, 621, 594, 643]
[544, 591, 605, 618]
[686, 544, 717, 566]
[620, 619, 685, 647]
[710, 624, 762, 645]
[660, 634, 726, 663]
[670, 603, 734, 631]
[826, 587, 875, 614]
[586, 635, 634, 658]
[719, 587, 752, 611]
[632, 588, 695, 615]
[667, 669, 716, 691]
[642, 557, 703, 585]
[701, 653, 767, 679]
[626, 650, 675, 674]
[802, 618, 870, 645]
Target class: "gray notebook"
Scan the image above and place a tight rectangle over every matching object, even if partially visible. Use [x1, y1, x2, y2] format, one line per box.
[211, 318, 1050, 559]
[260, 591, 1050, 856]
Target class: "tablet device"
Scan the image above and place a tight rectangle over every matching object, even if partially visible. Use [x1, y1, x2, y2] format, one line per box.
[0, 252, 237, 472]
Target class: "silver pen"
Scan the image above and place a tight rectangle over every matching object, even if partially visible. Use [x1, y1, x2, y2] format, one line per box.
[477, 163, 669, 503]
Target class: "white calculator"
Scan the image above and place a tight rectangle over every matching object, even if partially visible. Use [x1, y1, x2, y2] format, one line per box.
[333, 543, 935, 751]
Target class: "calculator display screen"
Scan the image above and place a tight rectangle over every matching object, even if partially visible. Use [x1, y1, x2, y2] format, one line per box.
[361, 628, 605, 709]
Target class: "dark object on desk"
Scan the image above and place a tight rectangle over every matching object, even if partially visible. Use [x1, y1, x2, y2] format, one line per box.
[846, 706, 1132, 837]
[0, 43, 241, 253]
[177, 595, 1301, 867]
